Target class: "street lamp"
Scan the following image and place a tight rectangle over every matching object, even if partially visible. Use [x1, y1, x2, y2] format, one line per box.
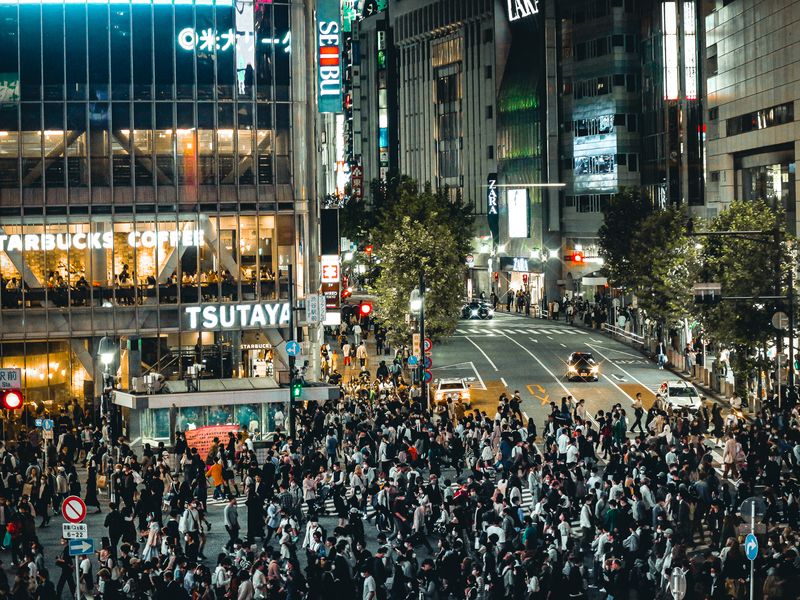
[98, 335, 116, 367]
[409, 274, 427, 406]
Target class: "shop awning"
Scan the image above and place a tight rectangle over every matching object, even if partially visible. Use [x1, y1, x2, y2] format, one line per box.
[581, 276, 608, 286]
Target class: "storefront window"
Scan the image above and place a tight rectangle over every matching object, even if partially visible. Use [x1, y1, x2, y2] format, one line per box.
[236, 404, 260, 433]
[149, 407, 171, 440]
[176, 406, 206, 430]
[208, 405, 234, 426]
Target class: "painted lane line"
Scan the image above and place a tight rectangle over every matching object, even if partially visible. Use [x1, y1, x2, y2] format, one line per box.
[528, 337, 539, 343]
[585, 343, 642, 359]
[465, 336, 499, 371]
[600, 374, 636, 404]
[501, 377, 508, 387]
[561, 343, 567, 348]
[468, 361, 487, 390]
[498, 331, 598, 427]
[587, 343, 650, 388]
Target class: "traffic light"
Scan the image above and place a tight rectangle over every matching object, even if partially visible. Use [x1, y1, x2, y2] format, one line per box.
[522, 274, 528, 284]
[571, 251, 585, 264]
[493, 272, 499, 283]
[364, 245, 374, 256]
[290, 380, 303, 399]
[360, 302, 373, 317]
[0, 389, 23, 411]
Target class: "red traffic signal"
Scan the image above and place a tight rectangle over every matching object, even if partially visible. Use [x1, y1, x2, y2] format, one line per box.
[493, 272, 499, 282]
[572, 251, 585, 263]
[1, 389, 23, 410]
[364, 245, 374, 256]
[522, 274, 528, 284]
[359, 302, 373, 317]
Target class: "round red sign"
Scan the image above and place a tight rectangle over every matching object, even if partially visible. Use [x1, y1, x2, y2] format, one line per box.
[61, 495, 87, 524]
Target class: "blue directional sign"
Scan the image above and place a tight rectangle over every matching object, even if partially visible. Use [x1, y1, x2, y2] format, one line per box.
[745, 533, 758, 561]
[422, 370, 433, 384]
[422, 356, 432, 369]
[68, 538, 94, 556]
[35, 419, 42, 427]
[407, 356, 418, 367]
[285, 341, 300, 357]
[42, 419, 54, 432]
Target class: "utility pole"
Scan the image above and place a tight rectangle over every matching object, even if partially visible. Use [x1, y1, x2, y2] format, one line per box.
[287, 263, 296, 437]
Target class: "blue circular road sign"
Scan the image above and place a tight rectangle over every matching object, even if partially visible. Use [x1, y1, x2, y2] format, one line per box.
[407, 356, 418, 366]
[286, 341, 300, 357]
[745, 533, 758, 561]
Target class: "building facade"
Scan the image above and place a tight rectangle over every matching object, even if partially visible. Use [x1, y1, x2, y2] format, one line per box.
[0, 0, 318, 422]
[353, 0, 556, 305]
[704, 0, 798, 230]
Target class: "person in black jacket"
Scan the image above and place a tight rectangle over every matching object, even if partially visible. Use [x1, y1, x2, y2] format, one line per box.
[54, 541, 75, 600]
[103, 503, 124, 559]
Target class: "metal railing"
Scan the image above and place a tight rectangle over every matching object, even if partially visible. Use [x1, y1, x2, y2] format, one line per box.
[601, 322, 646, 345]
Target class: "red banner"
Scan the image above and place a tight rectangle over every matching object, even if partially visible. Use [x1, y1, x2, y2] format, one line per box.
[183, 425, 240, 461]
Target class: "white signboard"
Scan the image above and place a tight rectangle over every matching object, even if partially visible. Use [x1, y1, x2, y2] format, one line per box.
[0, 368, 21, 389]
[507, 188, 529, 239]
[507, 0, 540, 22]
[61, 523, 88, 540]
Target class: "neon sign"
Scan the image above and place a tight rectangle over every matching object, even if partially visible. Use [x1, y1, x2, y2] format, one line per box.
[178, 28, 291, 53]
[185, 303, 291, 330]
[317, 0, 342, 113]
[507, 0, 540, 21]
[0, 230, 204, 252]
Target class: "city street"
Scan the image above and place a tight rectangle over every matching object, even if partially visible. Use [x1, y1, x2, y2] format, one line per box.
[433, 312, 669, 425]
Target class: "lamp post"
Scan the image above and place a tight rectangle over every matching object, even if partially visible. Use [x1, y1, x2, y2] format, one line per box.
[409, 272, 426, 406]
[97, 335, 116, 432]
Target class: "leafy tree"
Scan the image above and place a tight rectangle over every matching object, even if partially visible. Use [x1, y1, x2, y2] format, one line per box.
[697, 199, 792, 396]
[629, 205, 699, 325]
[598, 188, 654, 290]
[372, 216, 465, 344]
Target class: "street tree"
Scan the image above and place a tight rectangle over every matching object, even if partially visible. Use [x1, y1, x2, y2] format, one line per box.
[598, 188, 654, 290]
[697, 199, 792, 397]
[372, 215, 465, 344]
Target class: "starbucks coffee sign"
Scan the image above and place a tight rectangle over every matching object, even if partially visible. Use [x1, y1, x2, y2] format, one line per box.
[185, 303, 291, 330]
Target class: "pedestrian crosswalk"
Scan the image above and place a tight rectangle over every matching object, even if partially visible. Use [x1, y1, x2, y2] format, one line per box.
[454, 326, 586, 337]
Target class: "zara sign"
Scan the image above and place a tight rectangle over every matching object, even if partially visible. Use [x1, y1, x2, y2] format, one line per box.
[185, 303, 291, 330]
[507, 0, 540, 22]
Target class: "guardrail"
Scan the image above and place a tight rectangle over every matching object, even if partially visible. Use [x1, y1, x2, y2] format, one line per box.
[601, 322, 646, 345]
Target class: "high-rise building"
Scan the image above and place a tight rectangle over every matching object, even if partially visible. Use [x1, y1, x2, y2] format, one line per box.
[0, 0, 318, 428]
[704, 0, 798, 230]
[353, 0, 557, 305]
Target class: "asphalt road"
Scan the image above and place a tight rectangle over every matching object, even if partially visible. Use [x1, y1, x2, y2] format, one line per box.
[432, 311, 671, 425]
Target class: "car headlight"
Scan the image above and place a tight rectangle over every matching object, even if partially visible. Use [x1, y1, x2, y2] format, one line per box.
[488, 309, 494, 315]
[591, 366, 599, 373]
[471, 309, 478, 316]
[568, 365, 577, 373]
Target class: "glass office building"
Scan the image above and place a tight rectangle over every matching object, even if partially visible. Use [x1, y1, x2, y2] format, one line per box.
[0, 0, 313, 408]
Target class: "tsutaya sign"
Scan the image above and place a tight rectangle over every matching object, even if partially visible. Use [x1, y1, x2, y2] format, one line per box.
[185, 303, 291, 330]
[0, 230, 204, 252]
[507, 0, 540, 21]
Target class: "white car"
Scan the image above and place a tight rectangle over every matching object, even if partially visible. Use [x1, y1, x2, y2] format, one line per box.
[659, 380, 702, 411]
[434, 377, 471, 406]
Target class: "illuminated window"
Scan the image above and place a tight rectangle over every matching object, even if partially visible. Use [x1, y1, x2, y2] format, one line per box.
[683, 1, 697, 100]
[662, 2, 679, 100]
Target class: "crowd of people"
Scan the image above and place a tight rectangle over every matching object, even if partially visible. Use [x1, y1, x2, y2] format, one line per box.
[0, 330, 799, 600]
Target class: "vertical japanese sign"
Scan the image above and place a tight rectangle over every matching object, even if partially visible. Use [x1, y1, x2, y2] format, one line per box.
[317, 0, 342, 113]
[487, 174, 499, 249]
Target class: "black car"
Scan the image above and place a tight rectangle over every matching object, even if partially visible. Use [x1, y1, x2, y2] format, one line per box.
[565, 352, 599, 381]
[461, 300, 494, 320]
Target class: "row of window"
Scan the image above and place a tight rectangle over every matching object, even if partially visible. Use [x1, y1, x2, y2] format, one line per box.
[567, 113, 638, 137]
[569, 73, 639, 99]
[572, 0, 637, 24]
[726, 102, 794, 136]
[564, 194, 612, 213]
[574, 33, 638, 61]
[569, 153, 639, 175]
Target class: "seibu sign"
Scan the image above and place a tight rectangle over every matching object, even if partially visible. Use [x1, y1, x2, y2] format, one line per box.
[0, 230, 204, 252]
[316, 0, 342, 113]
[185, 302, 290, 330]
